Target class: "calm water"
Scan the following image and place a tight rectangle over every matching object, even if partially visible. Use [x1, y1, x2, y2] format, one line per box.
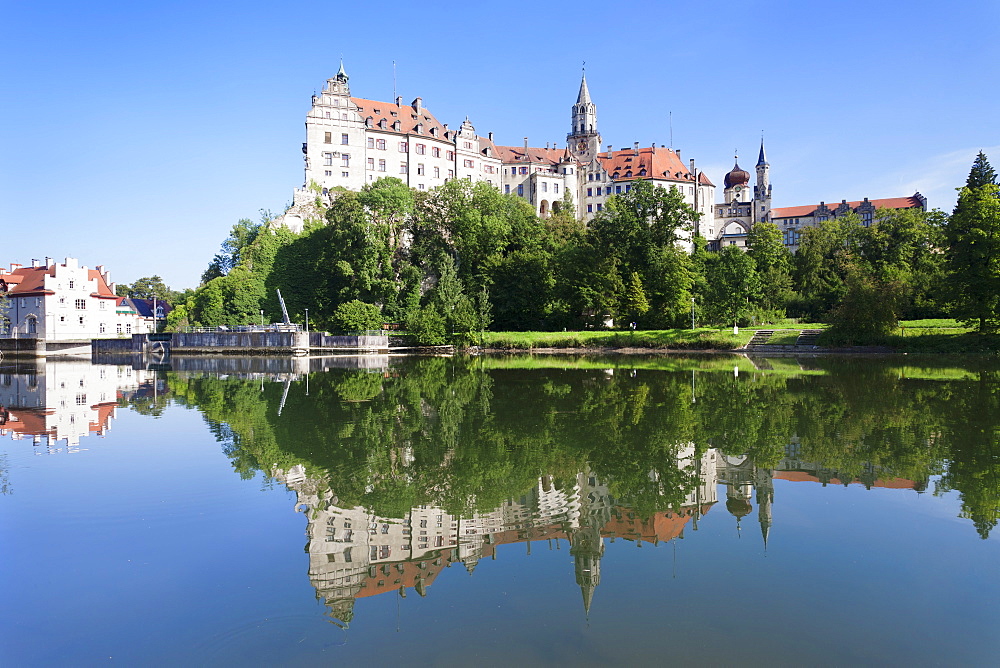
[1, 354, 999, 666]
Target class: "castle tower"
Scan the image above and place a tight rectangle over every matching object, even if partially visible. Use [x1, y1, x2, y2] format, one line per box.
[326, 59, 351, 96]
[754, 139, 772, 223]
[723, 156, 751, 204]
[567, 71, 601, 164]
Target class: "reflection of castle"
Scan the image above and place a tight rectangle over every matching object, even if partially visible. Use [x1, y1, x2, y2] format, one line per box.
[0, 361, 157, 449]
[276, 439, 929, 626]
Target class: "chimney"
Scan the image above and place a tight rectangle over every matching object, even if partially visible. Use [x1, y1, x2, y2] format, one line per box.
[45, 256, 53, 267]
[634, 142, 639, 155]
[31, 259, 40, 268]
[546, 142, 550, 150]
[488, 131, 493, 142]
[676, 149, 681, 160]
[412, 96, 422, 111]
[607, 144, 612, 156]
[396, 96, 403, 106]
[10, 263, 21, 271]
[689, 158, 696, 175]
[523, 137, 529, 156]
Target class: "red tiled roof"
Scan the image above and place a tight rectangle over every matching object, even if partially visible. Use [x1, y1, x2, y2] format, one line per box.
[772, 195, 924, 219]
[493, 144, 575, 166]
[596, 146, 697, 184]
[351, 97, 448, 140]
[0, 264, 116, 298]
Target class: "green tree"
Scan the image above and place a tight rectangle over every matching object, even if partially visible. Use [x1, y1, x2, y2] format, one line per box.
[747, 222, 793, 318]
[945, 183, 1000, 332]
[706, 245, 761, 327]
[331, 300, 382, 332]
[119, 275, 178, 304]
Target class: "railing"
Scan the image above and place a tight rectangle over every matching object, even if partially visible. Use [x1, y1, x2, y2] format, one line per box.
[180, 324, 303, 334]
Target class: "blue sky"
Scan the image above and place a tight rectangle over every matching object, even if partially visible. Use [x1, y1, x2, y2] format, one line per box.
[2, 0, 998, 289]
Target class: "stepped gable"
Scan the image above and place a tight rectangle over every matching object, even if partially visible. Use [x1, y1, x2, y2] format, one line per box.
[772, 195, 925, 219]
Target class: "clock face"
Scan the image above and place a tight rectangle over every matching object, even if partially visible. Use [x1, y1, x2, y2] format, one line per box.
[577, 140, 588, 153]
[735, 185, 742, 193]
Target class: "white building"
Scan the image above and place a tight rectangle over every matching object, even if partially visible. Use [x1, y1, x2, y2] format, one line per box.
[278, 64, 715, 232]
[0, 258, 142, 340]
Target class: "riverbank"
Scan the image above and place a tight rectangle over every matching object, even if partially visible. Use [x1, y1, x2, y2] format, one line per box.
[474, 325, 1000, 355]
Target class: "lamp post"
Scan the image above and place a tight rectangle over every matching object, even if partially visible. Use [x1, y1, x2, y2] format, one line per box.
[260, 309, 264, 328]
[305, 308, 309, 333]
[691, 297, 695, 330]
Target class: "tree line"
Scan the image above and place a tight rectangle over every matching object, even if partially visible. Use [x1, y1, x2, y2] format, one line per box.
[156, 152, 1000, 342]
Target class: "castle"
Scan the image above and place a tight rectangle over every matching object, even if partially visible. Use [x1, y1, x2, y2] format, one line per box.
[276, 62, 926, 251]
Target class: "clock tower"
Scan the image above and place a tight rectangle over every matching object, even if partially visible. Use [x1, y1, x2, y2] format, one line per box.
[567, 71, 601, 164]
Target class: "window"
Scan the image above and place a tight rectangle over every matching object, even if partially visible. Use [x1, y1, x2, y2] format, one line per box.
[68, 280, 75, 289]
[125, 323, 131, 334]
[398, 142, 408, 152]
[554, 183, 559, 194]
[78, 316, 85, 325]
[341, 133, 349, 145]
[433, 166, 440, 178]
[399, 163, 407, 174]
[323, 152, 333, 166]
[542, 182, 548, 193]
[75, 299, 86, 309]
[341, 154, 350, 167]
[517, 184, 524, 196]
[75, 394, 87, 406]
[587, 188, 593, 197]
[417, 163, 424, 175]
[596, 203, 603, 211]
[463, 141, 472, 149]
[432, 147, 440, 158]
[324, 132, 332, 144]
[367, 137, 374, 148]
[589, 173, 594, 181]
[378, 159, 386, 172]
[416, 144, 426, 155]
[447, 169, 454, 178]
[505, 184, 510, 194]
[342, 171, 349, 177]
[324, 170, 332, 176]
[463, 159, 474, 168]
[99, 322, 106, 334]
[616, 186, 622, 194]
[367, 157, 375, 170]
[587, 204, 593, 213]
[446, 151, 454, 160]
[376, 139, 386, 150]
[519, 167, 528, 175]
[117, 323, 122, 334]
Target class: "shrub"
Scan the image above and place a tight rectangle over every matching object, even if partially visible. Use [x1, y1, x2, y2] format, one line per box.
[331, 300, 382, 332]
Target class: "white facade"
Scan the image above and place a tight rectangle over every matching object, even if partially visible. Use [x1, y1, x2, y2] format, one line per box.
[280, 64, 718, 229]
[0, 258, 140, 340]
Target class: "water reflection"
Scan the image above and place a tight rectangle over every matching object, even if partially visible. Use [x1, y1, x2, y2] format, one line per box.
[164, 355, 997, 626]
[0, 359, 161, 450]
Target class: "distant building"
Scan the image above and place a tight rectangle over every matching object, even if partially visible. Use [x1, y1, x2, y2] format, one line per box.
[0, 258, 138, 340]
[772, 193, 928, 251]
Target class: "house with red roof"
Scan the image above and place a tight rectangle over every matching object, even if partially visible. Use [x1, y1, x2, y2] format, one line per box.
[0, 257, 141, 340]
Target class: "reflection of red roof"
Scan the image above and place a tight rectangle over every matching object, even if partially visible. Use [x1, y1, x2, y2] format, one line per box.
[772, 196, 924, 219]
[0, 402, 116, 439]
[775, 470, 918, 489]
[354, 503, 710, 598]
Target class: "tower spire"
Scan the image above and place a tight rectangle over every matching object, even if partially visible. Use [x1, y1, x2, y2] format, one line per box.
[577, 68, 592, 105]
[336, 58, 348, 80]
[757, 136, 768, 166]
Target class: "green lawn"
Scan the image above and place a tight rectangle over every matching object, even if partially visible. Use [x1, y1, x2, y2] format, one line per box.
[479, 328, 752, 350]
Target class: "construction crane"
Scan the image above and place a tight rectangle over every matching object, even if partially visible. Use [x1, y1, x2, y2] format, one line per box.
[276, 289, 292, 326]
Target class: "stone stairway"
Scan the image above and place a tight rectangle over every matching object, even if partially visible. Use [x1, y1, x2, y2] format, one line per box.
[795, 329, 824, 346]
[747, 330, 774, 347]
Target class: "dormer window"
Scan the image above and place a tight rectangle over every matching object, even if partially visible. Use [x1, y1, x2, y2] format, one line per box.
[613, 172, 620, 179]
[414, 123, 423, 134]
[365, 117, 373, 128]
[430, 127, 438, 137]
[625, 171, 632, 178]
[639, 169, 646, 176]
[379, 119, 387, 129]
[392, 121, 401, 131]
[390, 111, 398, 117]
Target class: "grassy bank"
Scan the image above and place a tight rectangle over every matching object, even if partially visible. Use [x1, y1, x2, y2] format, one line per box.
[819, 319, 1000, 354]
[479, 328, 753, 351]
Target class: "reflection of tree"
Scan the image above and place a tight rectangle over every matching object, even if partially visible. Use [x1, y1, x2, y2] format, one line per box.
[169, 356, 1000, 537]
[937, 370, 1000, 539]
